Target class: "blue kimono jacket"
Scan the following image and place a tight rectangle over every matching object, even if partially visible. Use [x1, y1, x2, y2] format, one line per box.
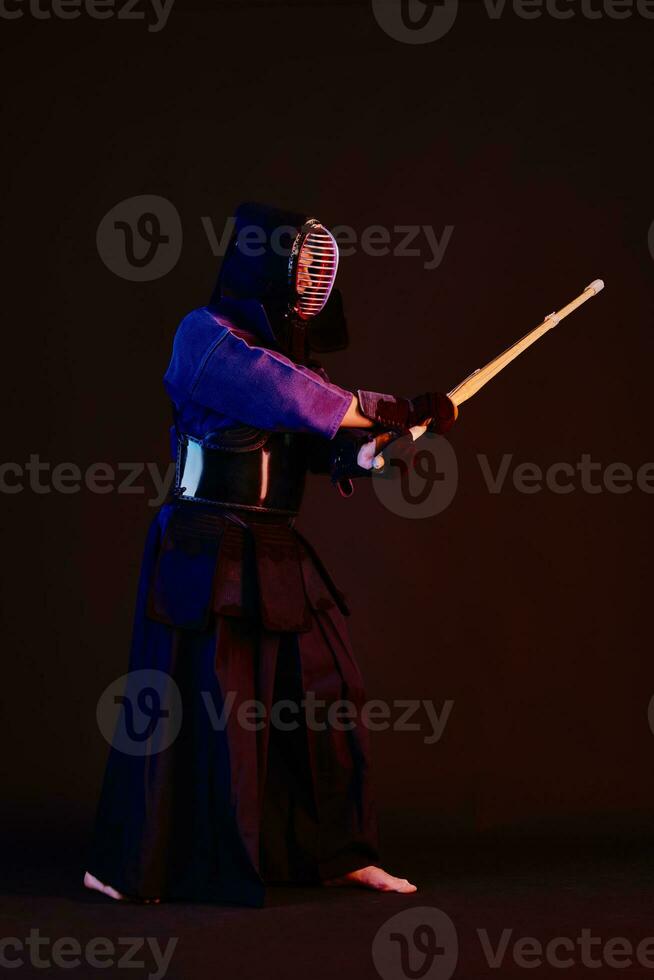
[164, 302, 352, 442]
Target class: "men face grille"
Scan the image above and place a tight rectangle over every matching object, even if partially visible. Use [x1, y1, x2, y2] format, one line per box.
[294, 225, 339, 320]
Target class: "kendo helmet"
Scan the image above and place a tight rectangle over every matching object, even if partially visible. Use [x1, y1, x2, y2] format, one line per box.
[211, 202, 348, 361]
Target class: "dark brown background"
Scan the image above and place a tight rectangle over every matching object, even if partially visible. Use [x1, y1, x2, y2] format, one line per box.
[2, 0, 653, 853]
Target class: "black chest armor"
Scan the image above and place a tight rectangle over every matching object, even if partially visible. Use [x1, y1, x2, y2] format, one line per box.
[173, 426, 309, 516]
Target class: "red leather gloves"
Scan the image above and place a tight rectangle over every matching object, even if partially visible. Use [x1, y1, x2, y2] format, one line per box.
[357, 390, 458, 434]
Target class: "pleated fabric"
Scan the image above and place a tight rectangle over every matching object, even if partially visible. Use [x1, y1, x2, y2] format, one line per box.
[88, 501, 379, 906]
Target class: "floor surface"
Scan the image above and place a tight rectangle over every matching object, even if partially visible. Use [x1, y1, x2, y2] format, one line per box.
[2, 833, 654, 979]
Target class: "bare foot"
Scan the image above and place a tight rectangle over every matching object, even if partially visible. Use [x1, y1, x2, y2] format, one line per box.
[324, 865, 417, 893]
[83, 871, 160, 904]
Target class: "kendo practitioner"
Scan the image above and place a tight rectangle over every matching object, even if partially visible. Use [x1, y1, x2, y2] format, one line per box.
[84, 203, 457, 906]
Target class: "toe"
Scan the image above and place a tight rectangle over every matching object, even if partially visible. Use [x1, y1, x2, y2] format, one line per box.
[83, 871, 127, 901]
[393, 877, 417, 893]
[105, 884, 127, 900]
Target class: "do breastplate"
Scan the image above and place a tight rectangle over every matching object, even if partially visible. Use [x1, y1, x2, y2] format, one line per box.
[173, 426, 309, 515]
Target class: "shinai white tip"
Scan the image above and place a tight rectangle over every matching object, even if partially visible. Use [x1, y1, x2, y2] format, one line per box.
[586, 278, 604, 294]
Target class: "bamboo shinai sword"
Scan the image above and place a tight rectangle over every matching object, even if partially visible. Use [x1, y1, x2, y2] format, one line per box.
[372, 278, 605, 469]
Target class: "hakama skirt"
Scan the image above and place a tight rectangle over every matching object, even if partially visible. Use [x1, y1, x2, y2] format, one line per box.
[87, 500, 379, 906]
